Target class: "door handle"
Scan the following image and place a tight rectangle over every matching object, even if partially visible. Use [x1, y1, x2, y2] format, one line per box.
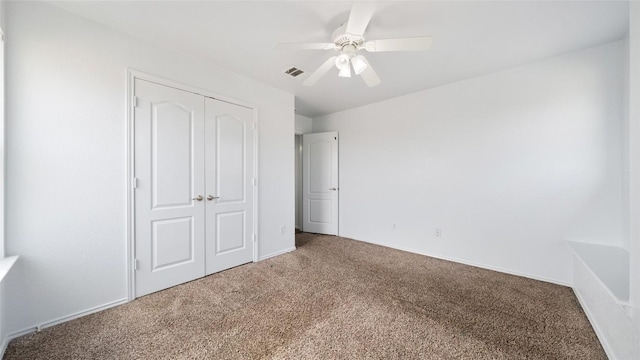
[192, 195, 203, 201]
[329, 188, 337, 191]
[207, 195, 220, 201]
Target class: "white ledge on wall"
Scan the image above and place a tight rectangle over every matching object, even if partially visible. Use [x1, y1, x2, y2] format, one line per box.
[0, 256, 18, 283]
[568, 241, 630, 306]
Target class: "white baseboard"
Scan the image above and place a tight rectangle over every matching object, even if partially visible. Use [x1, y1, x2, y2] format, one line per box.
[0, 333, 10, 359]
[0, 256, 19, 358]
[2, 297, 129, 356]
[347, 236, 572, 287]
[258, 246, 296, 261]
[572, 286, 616, 360]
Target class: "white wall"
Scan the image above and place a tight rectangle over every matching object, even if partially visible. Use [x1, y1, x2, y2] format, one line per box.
[0, 0, 5, 260]
[294, 114, 312, 230]
[295, 114, 312, 135]
[622, 32, 631, 253]
[4, 1, 294, 336]
[0, 0, 5, 30]
[0, 0, 7, 352]
[577, 6, 640, 358]
[313, 41, 625, 285]
[628, 1, 640, 357]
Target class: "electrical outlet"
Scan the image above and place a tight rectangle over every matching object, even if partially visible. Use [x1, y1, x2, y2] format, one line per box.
[435, 228, 441, 237]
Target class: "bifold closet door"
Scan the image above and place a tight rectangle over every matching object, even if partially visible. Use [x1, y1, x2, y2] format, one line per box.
[134, 79, 206, 297]
[204, 98, 254, 275]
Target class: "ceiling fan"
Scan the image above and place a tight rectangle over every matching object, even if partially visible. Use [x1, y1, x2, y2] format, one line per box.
[275, 2, 432, 87]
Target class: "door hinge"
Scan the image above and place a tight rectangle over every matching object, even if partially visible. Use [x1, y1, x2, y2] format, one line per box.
[253, 234, 257, 242]
[132, 177, 138, 189]
[252, 122, 256, 130]
[252, 178, 256, 186]
[133, 96, 139, 108]
[133, 259, 139, 270]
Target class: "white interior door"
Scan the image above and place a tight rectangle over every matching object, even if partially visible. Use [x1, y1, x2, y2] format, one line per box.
[205, 98, 254, 275]
[134, 79, 205, 297]
[303, 132, 338, 235]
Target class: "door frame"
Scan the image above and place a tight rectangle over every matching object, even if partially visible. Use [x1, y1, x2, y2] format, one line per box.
[126, 69, 259, 301]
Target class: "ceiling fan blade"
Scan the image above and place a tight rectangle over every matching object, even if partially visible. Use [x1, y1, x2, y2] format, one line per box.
[358, 56, 381, 87]
[303, 56, 338, 86]
[274, 42, 336, 51]
[364, 37, 433, 52]
[345, 2, 376, 37]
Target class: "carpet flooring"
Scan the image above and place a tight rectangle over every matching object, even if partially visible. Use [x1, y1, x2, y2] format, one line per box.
[4, 233, 606, 359]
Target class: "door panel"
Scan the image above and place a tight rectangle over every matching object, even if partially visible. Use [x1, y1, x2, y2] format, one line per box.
[303, 132, 339, 235]
[151, 217, 194, 270]
[217, 115, 245, 203]
[134, 79, 205, 297]
[309, 199, 332, 223]
[309, 141, 331, 193]
[205, 98, 254, 275]
[216, 211, 245, 254]
[152, 103, 194, 208]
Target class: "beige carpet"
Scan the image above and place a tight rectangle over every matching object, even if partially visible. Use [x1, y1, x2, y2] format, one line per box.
[5, 233, 605, 359]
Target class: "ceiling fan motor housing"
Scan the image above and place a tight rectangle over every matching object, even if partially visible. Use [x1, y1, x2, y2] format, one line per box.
[332, 23, 364, 51]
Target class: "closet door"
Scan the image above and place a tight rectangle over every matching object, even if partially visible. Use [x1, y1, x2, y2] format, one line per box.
[205, 98, 254, 275]
[134, 79, 206, 297]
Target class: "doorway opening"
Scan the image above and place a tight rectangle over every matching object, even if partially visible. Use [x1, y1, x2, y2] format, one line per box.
[295, 134, 303, 233]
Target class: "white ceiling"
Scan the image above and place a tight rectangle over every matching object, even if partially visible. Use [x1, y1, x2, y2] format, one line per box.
[49, 1, 629, 118]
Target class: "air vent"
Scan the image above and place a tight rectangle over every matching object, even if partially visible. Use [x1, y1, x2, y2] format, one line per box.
[284, 67, 305, 77]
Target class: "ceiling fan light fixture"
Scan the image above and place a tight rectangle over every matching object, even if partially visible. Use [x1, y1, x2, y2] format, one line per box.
[335, 53, 350, 70]
[339, 64, 352, 78]
[351, 55, 368, 75]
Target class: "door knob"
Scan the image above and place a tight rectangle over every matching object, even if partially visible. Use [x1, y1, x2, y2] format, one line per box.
[192, 195, 203, 201]
[207, 195, 220, 201]
[329, 188, 337, 191]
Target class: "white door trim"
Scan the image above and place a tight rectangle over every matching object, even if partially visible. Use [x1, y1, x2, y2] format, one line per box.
[126, 69, 259, 301]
